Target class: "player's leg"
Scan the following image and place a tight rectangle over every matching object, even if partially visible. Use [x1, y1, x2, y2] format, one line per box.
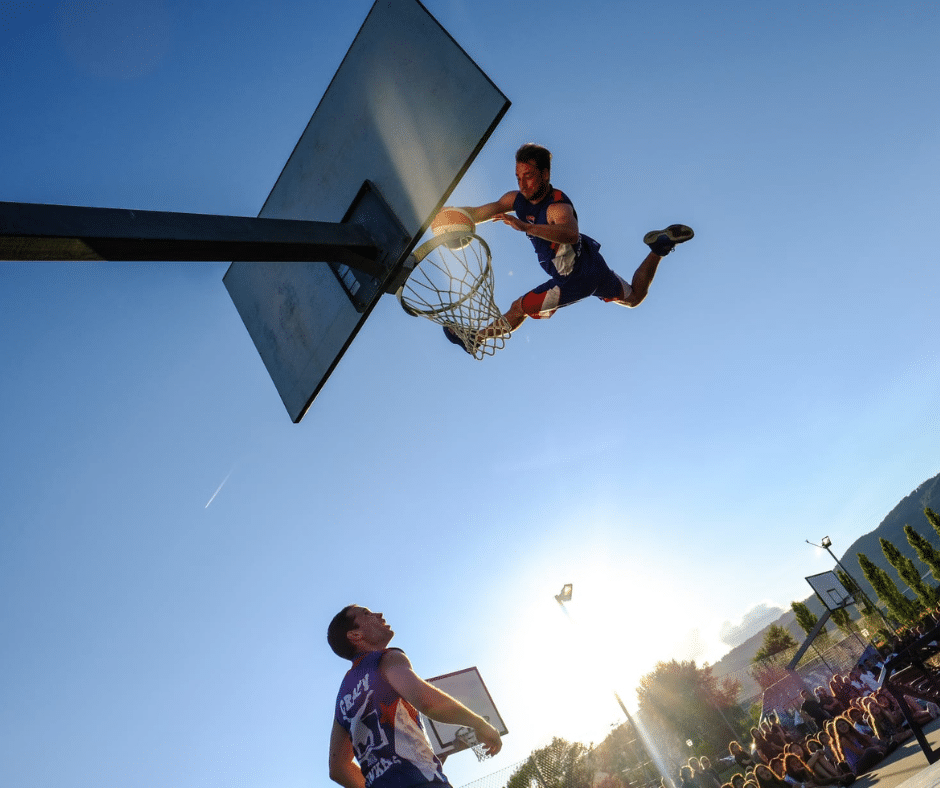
[477, 277, 583, 340]
[618, 251, 662, 307]
[477, 298, 527, 338]
[610, 224, 694, 308]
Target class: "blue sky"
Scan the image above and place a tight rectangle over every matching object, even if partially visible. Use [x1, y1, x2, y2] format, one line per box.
[2, 0, 939, 786]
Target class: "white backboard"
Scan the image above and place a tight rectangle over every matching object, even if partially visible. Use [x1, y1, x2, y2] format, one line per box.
[422, 666, 507, 757]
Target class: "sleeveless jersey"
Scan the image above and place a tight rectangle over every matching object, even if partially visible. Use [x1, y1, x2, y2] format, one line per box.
[335, 649, 449, 788]
[512, 189, 582, 278]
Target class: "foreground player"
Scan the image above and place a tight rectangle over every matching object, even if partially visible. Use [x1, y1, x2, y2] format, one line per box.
[328, 606, 501, 788]
[442, 143, 693, 352]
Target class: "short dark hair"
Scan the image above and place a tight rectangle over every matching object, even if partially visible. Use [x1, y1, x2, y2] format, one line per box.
[327, 605, 359, 660]
[515, 143, 551, 173]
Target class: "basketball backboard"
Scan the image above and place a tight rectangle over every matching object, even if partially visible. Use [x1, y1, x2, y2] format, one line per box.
[806, 571, 855, 612]
[422, 666, 508, 757]
[223, 0, 510, 422]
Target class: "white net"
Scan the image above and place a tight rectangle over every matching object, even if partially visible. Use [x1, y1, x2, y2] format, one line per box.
[454, 726, 491, 762]
[397, 231, 510, 360]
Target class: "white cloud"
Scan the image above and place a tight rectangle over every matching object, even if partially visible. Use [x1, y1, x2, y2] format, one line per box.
[719, 602, 786, 648]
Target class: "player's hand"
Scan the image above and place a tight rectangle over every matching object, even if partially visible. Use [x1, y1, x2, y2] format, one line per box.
[493, 213, 527, 232]
[474, 720, 502, 756]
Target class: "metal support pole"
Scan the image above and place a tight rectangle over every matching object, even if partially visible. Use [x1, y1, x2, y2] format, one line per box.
[0, 200, 383, 273]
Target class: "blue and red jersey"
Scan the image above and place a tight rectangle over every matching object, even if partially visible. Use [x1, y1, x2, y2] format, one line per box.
[512, 188, 582, 278]
[335, 649, 449, 788]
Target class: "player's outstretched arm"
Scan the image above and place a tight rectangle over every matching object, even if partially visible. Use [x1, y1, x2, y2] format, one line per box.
[381, 651, 502, 756]
[461, 192, 517, 225]
[329, 720, 367, 788]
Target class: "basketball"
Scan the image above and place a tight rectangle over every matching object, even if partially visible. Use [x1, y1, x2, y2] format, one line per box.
[431, 207, 475, 249]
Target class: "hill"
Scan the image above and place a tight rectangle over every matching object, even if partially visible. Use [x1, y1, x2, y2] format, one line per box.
[709, 470, 940, 698]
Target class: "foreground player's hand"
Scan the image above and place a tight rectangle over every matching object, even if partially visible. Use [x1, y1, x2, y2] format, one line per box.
[493, 213, 526, 232]
[474, 720, 502, 756]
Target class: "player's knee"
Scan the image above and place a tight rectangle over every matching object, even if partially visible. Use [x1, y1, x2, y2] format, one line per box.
[520, 291, 557, 319]
[621, 293, 644, 308]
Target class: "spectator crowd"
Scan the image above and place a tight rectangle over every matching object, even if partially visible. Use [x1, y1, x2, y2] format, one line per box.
[674, 659, 939, 788]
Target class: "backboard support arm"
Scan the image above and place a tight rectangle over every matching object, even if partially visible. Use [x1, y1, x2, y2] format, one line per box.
[0, 200, 386, 276]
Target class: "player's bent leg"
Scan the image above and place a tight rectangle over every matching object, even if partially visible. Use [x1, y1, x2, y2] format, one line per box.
[476, 298, 527, 342]
[613, 225, 695, 308]
[520, 288, 561, 319]
[621, 252, 661, 307]
[597, 271, 635, 308]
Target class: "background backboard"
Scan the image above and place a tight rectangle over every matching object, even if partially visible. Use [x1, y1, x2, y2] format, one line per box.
[807, 571, 855, 612]
[422, 666, 508, 757]
[223, 0, 509, 422]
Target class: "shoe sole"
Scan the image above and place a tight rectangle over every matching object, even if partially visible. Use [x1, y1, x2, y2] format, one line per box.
[643, 224, 694, 246]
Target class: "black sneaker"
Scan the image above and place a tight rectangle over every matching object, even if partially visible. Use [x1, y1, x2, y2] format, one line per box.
[643, 224, 694, 256]
[442, 326, 478, 355]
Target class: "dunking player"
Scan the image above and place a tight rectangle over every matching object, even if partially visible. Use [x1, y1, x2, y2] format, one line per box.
[442, 143, 693, 352]
[328, 606, 501, 788]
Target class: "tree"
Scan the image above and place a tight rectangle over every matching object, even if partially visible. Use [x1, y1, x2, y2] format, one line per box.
[752, 624, 798, 662]
[591, 721, 659, 788]
[857, 552, 919, 624]
[505, 738, 593, 788]
[836, 570, 875, 616]
[636, 660, 743, 759]
[904, 524, 940, 583]
[830, 607, 855, 635]
[926, 507, 940, 539]
[880, 536, 935, 606]
[750, 659, 790, 691]
[791, 601, 820, 635]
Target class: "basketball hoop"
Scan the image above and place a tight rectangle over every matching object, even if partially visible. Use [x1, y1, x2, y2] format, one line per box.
[396, 231, 510, 359]
[454, 726, 490, 762]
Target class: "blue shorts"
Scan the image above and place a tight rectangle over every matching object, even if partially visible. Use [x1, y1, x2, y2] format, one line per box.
[520, 236, 631, 319]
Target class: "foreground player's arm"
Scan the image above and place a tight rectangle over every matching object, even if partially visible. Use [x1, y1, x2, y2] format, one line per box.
[495, 201, 579, 245]
[329, 720, 366, 788]
[381, 651, 502, 756]
[461, 192, 517, 225]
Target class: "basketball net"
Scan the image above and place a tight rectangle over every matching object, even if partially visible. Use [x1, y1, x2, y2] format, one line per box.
[454, 727, 490, 762]
[396, 231, 510, 360]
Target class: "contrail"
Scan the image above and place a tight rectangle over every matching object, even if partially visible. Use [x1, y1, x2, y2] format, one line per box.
[205, 469, 233, 509]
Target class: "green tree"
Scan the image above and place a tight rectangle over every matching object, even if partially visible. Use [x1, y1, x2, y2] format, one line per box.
[830, 607, 855, 635]
[591, 721, 659, 788]
[636, 660, 742, 759]
[836, 570, 875, 616]
[791, 601, 821, 635]
[857, 552, 919, 623]
[926, 507, 940, 538]
[505, 738, 593, 788]
[881, 536, 934, 606]
[753, 624, 798, 662]
[904, 524, 940, 583]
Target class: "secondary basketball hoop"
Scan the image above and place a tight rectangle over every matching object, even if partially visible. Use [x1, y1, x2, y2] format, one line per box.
[454, 727, 491, 762]
[420, 666, 507, 760]
[396, 231, 510, 360]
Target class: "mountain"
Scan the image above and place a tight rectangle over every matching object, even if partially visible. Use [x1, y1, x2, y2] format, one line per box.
[709, 470, 940, 700]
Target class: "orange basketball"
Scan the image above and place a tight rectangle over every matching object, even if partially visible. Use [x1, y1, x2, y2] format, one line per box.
[431, 207, 475, 249]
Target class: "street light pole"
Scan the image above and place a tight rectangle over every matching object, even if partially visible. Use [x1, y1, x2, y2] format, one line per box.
[553, 585, 668, 788]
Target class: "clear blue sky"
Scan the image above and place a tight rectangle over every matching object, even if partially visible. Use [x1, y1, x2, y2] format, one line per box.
[2, 1, 939, 786]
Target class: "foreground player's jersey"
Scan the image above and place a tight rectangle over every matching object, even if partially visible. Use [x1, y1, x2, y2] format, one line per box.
[335, 649, 449, 788]
[513, 189, 582, 277]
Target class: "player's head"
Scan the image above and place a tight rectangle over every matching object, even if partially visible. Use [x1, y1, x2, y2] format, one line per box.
[515, 143, 551, 173]
[327, 605, 393, 660]
[515, 143, 552, 202]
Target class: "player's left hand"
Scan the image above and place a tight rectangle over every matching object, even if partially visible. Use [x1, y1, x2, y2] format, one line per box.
[474, 720, 502, 756]
[493, 212, 527, 232]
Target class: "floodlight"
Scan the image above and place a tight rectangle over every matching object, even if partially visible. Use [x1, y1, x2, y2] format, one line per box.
[555, 584, 573, 604]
